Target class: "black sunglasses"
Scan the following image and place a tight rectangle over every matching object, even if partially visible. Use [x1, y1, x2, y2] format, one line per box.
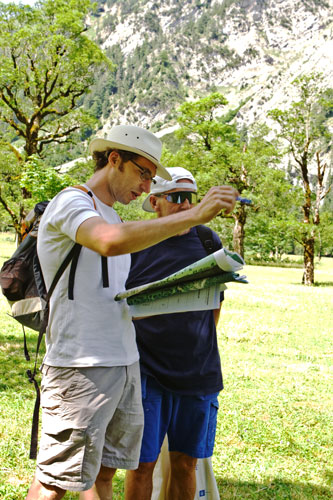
[157, 191, 197, 205]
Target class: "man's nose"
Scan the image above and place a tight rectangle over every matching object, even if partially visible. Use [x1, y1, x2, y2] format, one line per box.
[141, 178, 152, 193]
[180, 198, 191, 208]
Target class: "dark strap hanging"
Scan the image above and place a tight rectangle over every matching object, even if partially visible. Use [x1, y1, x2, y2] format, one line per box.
[27, 370, 40, 459]
[23, 325, 30, 361]
[68, 244, 82, 300]
[101, 256, 109, 288]
[27, 242, 81, 459]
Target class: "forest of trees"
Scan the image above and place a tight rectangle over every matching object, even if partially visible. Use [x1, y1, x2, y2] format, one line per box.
[0, 0, 332, 285]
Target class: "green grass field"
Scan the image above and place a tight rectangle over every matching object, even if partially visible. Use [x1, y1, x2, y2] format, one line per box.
[0, 232, 332, 499]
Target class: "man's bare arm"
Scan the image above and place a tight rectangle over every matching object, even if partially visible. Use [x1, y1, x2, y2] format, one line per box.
[76, 186, 238, 256]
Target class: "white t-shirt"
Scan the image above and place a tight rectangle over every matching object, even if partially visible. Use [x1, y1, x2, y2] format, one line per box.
[37, 186, 138, 367]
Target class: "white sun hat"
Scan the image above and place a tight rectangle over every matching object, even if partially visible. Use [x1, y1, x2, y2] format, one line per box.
[88, 125, 171, 180]
[142, 167, 197, 212]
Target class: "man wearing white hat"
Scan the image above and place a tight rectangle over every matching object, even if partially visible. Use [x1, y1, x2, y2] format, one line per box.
[26, 126, 238, 500]
[125, 167, 224, 500]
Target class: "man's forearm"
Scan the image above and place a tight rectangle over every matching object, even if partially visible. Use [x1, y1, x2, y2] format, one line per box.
[76, 185, 238, 256]
[76, 208, 199, 256]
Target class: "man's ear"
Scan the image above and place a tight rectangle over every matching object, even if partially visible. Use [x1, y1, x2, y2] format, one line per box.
[108, 150, 120, 166]
[149, 195, 159, 211]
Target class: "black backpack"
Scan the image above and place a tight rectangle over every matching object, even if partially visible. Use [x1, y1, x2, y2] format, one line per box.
[0, 202, 79, 330]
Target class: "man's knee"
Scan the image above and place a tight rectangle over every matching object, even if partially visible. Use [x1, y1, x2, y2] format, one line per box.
[96, 465, 117, 482]
[130, 461, 157, 477]
[169, 452, 197, 476]
[26, 476, 66, 500]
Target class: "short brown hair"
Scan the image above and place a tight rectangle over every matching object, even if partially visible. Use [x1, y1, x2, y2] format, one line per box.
[92, 149, 139, 171]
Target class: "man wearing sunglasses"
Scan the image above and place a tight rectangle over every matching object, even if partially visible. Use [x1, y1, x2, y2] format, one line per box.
[125, 167, 224, 500]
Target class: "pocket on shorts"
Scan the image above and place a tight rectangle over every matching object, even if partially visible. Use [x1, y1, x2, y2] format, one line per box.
[41, 366, 81, 410]
[38, 421, 87, 481]
[207, 398, 219, 449]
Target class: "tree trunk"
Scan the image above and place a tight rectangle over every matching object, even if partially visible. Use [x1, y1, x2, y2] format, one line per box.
[303, 237, 315, 285]
[233, 207, 247, 258]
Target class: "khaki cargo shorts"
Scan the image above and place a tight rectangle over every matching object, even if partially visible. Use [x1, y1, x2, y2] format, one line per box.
[35, 362, 143, 491]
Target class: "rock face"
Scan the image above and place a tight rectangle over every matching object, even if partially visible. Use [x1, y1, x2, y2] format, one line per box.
[87, 0, 333, 134]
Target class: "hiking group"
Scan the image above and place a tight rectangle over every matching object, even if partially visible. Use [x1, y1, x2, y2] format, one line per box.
[24, 124, 238, 500]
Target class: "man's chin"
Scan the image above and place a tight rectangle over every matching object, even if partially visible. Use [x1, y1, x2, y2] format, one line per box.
[128, 192, 140, 203]
[117, 195, 133, 205]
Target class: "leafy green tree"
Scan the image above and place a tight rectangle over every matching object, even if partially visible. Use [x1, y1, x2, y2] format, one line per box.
[20, 156, 74, 203]
[317, 177, 333, 256]
[0, 144, 93, 235]
[0, 0, 112, 237]
[316, 210, 333, 258]
[245, 168, 303, 260]
[269, 73, 333, 284]
[228, 124, 283, 256]
[171, 93, 284, 257]
[0, 0, 110, 157]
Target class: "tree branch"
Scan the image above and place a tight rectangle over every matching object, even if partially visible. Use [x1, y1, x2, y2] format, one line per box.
[0, 141, 24, 163]
[0, 188, 21, 231]
[37, 125, 81, 152]
[0, 88, 29, 126]
[0, 113, 26, 138]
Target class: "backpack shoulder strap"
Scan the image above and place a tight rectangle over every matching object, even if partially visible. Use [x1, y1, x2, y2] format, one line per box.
[69, 185, 109, 289]
[47, 243, 81, 300]
[196, 225, 222, 255]
[71, 185, 97, 209]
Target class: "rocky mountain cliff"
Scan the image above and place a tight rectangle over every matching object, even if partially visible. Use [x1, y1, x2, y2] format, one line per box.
[85, 0, 333, 136]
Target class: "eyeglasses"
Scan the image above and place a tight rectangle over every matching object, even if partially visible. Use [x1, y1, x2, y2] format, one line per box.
[130, 159, 156, 184]
[156, 191, 197, 205]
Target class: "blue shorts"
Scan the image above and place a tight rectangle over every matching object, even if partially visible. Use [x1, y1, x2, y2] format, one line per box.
[139, 374, 219, 462]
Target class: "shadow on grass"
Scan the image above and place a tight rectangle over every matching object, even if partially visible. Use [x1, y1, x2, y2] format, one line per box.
[11, 477, 332, 500]
[217, 477, 332, 499]
[0, 473, 126, 500]
[313, 281, 333, 287]
[290, 281, 333, 287]
[0, 330, 45, 393]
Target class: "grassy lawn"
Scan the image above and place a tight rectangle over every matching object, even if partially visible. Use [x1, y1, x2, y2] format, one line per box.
[0, 232, 332, 499]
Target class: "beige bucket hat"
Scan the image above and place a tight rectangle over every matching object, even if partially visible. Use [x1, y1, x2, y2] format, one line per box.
[89, 125, 171, 180]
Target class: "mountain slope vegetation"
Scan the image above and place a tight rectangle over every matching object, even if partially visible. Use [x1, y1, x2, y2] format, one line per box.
[84, 0, 333, 134]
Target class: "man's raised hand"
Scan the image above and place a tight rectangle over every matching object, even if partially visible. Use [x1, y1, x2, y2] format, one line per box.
[193, 186, 239, 223]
